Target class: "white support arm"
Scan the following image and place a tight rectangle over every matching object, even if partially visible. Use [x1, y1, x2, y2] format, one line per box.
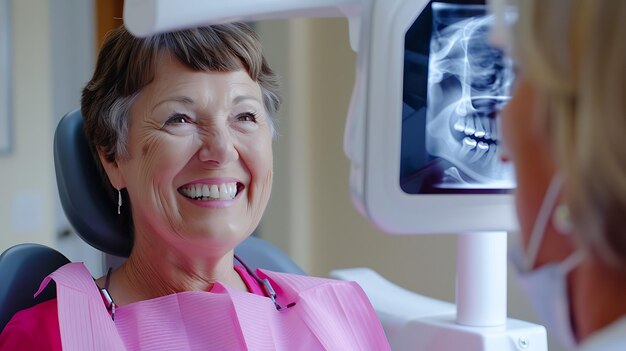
[331, 267, 547, 351]
[124, 0, 362, 37]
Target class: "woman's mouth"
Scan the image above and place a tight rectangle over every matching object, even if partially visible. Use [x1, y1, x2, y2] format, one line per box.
[178, 182, 242, 201]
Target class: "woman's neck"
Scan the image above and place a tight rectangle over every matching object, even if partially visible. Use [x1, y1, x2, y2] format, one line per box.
[97, 234, 247, 306]
[572, 256, 626, 342]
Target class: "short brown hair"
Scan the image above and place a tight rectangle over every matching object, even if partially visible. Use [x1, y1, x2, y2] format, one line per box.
[82, 23, 281, 164]
[81, 23, 281, 227]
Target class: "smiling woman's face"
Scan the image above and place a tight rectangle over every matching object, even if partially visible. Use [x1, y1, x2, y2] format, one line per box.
[102, 53, 273, 256]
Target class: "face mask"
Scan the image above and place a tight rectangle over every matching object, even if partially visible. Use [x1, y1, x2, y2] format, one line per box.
[510, 173, 583, 349]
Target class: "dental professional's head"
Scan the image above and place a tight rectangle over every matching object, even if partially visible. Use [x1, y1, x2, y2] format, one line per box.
[503, 0, 626, 269]
[81, 24, 281, 257]
[501, 0, 626, 346]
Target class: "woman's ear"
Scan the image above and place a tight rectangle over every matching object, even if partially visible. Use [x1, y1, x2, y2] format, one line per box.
[98, 150, 126, 190]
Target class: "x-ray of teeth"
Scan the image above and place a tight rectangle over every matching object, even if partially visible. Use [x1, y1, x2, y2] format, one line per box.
[400, 2, 516, 194]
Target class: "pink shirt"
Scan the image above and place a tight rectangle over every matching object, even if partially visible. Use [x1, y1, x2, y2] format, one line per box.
[0, 266, 265, 351]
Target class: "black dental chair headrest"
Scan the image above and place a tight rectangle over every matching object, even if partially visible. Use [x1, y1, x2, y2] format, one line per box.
[54, 109, 133, 257]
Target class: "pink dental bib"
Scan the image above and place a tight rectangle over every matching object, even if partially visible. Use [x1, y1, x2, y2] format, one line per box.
[35, 263, 390, 350]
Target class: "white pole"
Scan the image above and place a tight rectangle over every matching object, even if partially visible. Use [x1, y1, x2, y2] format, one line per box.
[456, 231, 507, 327]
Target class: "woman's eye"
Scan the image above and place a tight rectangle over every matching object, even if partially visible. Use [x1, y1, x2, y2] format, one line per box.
[165, 113, 191, 125]
[237, 112, 258, 123]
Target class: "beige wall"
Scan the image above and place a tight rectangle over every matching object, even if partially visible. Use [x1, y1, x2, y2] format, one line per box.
[0, 1, 99, 276]
[0, 0, 57, 250]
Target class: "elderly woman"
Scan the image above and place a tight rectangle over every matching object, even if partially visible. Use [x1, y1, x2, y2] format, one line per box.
[502, 0, 626, 349]
[0, 23, 389, 350]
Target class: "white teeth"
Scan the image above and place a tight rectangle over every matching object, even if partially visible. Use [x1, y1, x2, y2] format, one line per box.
[469, 141, 489, 163]
[464, 118, 476, 136]
[454, 115, 467, 133]
[463, 137, 477, 148]
[202, 184, 210, 197]
[482, 117, 492, 140]
[219, 184, 229, 200]
[209, 185, 219, 198]
[459, 117, 499, 141]
[180, 182, 238, 200]
[460, 137, 477, 158]
[483, 144, 498, 165]
[473, 118, 486, 138]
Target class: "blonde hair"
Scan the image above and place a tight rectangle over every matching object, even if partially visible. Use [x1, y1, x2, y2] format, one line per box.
[513, 0, 626, 268]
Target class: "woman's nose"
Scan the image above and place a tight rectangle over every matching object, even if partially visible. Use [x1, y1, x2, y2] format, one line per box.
[197, 128, 238, 167]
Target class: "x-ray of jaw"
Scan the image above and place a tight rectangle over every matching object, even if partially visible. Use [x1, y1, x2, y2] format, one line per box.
[399, 2, 516, 194]
[426, 3, 515, 189]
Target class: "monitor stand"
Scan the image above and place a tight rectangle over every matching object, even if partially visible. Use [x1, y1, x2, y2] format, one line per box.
[331, 231, 548, 351]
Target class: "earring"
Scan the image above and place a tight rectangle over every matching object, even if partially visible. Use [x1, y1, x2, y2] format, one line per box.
[553, 203, 573, 234]
[117, 189, 122, 215]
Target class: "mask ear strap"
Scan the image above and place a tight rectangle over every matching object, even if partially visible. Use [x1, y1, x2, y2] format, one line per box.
[525, 173, 565, 270]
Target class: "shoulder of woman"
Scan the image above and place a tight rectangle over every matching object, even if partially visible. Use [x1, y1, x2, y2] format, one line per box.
[0, 299, 61, 351]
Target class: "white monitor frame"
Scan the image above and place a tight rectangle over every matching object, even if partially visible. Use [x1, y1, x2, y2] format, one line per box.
[346, 0, 518, 234]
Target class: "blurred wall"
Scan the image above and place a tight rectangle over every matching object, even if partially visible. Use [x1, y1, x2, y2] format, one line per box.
[0, 0, 101, 274]
[0, 0, 56, 250]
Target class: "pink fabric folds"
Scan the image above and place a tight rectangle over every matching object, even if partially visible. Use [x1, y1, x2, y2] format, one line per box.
[34, 263, 126, 350]
[36, 263, 390, 350]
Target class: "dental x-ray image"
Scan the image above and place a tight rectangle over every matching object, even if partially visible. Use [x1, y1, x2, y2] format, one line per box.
[400, 1, 515, 194]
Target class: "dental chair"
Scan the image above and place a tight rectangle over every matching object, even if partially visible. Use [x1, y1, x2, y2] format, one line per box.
[0, 108, 305, 332]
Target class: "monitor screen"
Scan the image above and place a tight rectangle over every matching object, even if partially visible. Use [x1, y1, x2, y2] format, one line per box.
[400, 1, 515, 194]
